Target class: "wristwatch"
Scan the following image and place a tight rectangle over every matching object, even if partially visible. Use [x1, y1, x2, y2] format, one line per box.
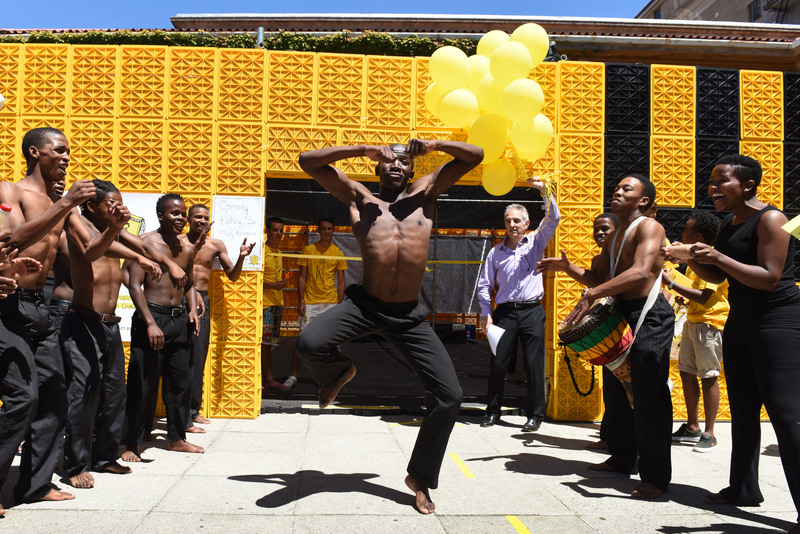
[667, 280, 675, 290]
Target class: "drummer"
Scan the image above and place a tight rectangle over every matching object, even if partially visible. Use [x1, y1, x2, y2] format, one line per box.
[477, 176, 560, 432]
[538, 174, 674, 499]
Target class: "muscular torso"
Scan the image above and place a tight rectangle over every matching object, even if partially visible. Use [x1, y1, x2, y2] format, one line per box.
[142, 232, 194, 306]
[51, 231, 74, 301]
[11, 182, 67, 290]
[351, 190, 432, 303]
[191, 238, 223, 292]
[68, 216, 121, 314]
[608, 221, 664, 300]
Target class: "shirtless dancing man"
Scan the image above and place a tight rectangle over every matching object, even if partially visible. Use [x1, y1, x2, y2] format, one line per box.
[122, 194, 204, 461]
[539, 174, 674, 499]
[296, 138, 483, 513]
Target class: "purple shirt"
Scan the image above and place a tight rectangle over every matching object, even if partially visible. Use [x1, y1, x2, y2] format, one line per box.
[478, 195, 560, 317]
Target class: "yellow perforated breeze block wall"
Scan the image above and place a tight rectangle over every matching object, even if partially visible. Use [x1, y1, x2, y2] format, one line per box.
[0, 43, 788, 421]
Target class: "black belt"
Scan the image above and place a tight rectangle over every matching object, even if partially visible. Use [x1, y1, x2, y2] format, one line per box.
[18, 288, 45, 302]
[147, 302, 186, 317]
[50, 298, 72, 309]
[498, 300, 541, 309]
[67, 305, 122, 325]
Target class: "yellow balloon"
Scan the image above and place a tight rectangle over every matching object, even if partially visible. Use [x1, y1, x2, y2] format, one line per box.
[429, 46, 470, 91]
[476, 73, 508, 116]
[468, 54, 490, 90]
[502, 79, 544, 123]
[516, 145, 549, 162]
[468, 114, 509, 162]
[482, 159, 517, 196]
[489, 41, 532, 85]
[438, 89, 480, 128]
[510, 114, 554, 156]
[510, 23, 550, 66]
[477, 30, 510, 58]
[424, 83, 448, 116]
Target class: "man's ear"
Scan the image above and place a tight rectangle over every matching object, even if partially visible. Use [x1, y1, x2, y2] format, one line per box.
[28, 145, 40, 161]
[85, 199, 97, 215]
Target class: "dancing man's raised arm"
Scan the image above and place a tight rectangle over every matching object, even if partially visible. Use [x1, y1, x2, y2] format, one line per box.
[299, 145, 372, 204]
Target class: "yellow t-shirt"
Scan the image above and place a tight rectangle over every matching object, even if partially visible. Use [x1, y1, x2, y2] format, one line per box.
[263, 244, 284, 308]
[685, 266, 729, 331]
[297, 242, 347, 304]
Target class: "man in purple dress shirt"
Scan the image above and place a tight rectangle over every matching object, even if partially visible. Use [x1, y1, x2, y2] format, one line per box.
[477, 177, 560, 431]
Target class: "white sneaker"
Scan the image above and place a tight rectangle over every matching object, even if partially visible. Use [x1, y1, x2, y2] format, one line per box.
[283, 376, 298, 388]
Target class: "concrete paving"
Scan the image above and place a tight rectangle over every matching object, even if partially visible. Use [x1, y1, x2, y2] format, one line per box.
[0, 413, 796, 533]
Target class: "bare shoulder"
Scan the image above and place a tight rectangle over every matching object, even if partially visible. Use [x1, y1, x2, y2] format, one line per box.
[760, 207, 788, 226]
[637, 217, 665, 239]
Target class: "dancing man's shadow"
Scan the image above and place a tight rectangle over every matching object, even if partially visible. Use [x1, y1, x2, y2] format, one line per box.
[230, 470, 414, 510]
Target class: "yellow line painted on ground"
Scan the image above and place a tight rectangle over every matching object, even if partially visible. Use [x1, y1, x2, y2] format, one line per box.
[449, 452, 475, 479]
[505, 515, 531, 534]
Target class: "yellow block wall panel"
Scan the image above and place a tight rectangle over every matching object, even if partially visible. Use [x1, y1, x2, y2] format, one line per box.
[118, 46, 168, 118]
[207, 343, 260, 419]
[558, 61, 604, 134]
[69, 45, 118, 117]
[740, 70, 783, 141]
[531, 62, 560, 128]
[217, 48, 266, 122]
[66, 118, 116, 185]
[317, 53, 364, 127]
[116, 119, 166, 193]
[413, 58, 444, 129]
[740, 140, 783, 209]
[209, 271, 262, 345]
[165, 120, 215, 195]
[650, 135, 695, 207]
[21, 44, 70, 116]
[557, 133, 604, 204]
[0, 116, 19, 180]
[365, 55, 414, 129]
[547, 348, 604, 421]
[179, 194, 212, 215]
[215, 122, 265, 195]
[168, 47, 218, 121]
[551, 204, 604, 274]
[0, 44, 23, 116]
[412, 130, 482, 184]
[265, 125, 339, 175]
[521, 135, 559, 182]
[651, 65, 696, 137]
[266, 51, 315, 124]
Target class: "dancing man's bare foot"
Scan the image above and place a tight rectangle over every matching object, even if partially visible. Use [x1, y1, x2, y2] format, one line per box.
[632, 482, 664, 499]
[68, 472, 94, 489]
[96, 461, 132, 475]
[121, 448, 141, 463]
[40, 489, 75, 501]
[318, 364, 357, 408]
[587, 460, 618, 472]
[405, 474, 435, 514]
[0, 502, 5, 516]
[168, 440, 204, 453]
[186, 425, 206, 434]
[267, 380, 290, 391]
[193, 415, 211, 425]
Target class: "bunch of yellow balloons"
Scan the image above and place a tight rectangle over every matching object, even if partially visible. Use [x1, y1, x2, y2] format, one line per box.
[424, 23, 554, 196]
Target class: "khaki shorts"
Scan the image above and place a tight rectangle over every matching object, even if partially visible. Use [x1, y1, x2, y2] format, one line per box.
[262, 306, 283, 346]
[300, 302, 337, 330]
[678, 320, 723, 378]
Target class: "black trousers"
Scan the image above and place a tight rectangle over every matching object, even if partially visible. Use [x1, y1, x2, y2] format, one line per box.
[604, 294, 674, 490]
[486, 302, 546, 419]
[295, 284, 462, 490]
[61, 311, 126, 476]
[125, 304, 192, 447]
[718, 303, 800, 518]
[0, 290, 67, 502]
[189, 290, 210, 423]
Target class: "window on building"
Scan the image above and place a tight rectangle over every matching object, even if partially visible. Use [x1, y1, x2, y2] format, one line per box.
[654, 7, 662, 19]
[749, 0, 762, 21]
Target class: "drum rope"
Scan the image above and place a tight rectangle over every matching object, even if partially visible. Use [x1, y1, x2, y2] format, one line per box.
[561, 344, 595, 397]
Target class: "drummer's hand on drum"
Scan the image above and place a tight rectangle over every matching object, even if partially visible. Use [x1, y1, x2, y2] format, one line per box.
[563, 290, 596, 327]
[480, 315, 492, 331]
[536, 250, 569, 273]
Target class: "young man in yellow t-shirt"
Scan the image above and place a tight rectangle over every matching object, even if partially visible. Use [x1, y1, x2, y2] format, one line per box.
[262, 216, 290, 391]
[284, 217, 348, 388]
[662, 210, 729, 452]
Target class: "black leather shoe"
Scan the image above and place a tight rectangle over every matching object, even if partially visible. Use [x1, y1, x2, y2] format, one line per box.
[480, 413, 500, 427]
[522, 417, 542, 432]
